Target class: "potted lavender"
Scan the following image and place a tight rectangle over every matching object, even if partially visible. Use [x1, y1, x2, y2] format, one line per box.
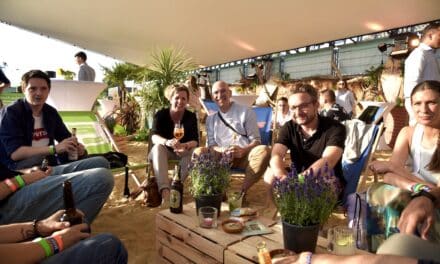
[272, 164, 341, 253]
[189, 149, 232, 216]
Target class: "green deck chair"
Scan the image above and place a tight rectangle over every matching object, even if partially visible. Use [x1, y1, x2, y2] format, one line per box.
[59, 111, 147, 196]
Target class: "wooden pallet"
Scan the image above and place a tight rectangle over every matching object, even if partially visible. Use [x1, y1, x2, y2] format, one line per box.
[156, 203, 244, 263]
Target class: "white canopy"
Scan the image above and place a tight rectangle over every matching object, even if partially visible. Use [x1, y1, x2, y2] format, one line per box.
[0, 0, 439, 66]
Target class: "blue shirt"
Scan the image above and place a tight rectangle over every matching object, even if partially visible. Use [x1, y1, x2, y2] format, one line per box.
[0, 99, 71, 169]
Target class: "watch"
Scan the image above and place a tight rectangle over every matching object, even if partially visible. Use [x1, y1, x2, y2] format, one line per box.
[412, 190, 437, 205]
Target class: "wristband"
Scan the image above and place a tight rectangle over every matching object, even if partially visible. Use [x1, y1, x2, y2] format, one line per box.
[52, 235, 64, 251]
[33, 237, 52, 257]
[48, 145, 54, 155]
[46, 236, 60, 254]
[32, 219, 41, 237]
[304, 252, 312, 264]
[15, 175, 25, 189]
[4, 178, 17, 192]
[410, 183, 431, 194]
[412, 190, 437, 205]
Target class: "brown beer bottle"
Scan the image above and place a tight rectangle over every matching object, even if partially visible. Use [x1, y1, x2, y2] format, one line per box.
[59, 180, 83, 225]
[170, 165, 183, 214]
[68, 128, 78, 161]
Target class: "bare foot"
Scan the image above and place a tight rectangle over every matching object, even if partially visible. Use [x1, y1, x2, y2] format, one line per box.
[160, 189, 170, 208]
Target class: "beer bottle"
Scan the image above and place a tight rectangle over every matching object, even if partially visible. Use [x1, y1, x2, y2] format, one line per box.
[40, 158, 49, 172]
[170, 164, 183, 214]
[68, 128, 78, 161]
[59, 180, 83, 225]
[256, 241, 272, 264]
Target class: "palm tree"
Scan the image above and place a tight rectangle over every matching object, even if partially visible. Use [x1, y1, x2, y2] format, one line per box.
[102, 62, 142, 106]
[137, 47, 196, 128]
[139, 47, 196, 102]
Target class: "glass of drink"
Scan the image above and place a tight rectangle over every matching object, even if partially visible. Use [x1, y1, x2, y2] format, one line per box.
[198, 206, 217, 229]
[327, 226, 356, 255]
[173, 123, 184, 141]
[228, 190, 243, 216]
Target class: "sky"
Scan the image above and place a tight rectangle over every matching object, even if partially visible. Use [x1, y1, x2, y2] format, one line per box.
[0, 22, 121, 86]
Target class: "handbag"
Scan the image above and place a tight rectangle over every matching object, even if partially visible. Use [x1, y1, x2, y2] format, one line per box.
[130, 165, 161, 207]
[87, 151, 128, 169]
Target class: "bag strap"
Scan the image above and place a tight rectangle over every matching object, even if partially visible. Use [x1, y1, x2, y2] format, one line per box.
[217, 111, 247, 137]
[353, 193, 363, 246]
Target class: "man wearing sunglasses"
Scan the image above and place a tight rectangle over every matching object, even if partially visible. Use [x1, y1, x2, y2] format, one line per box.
[269, 84, 346, 195]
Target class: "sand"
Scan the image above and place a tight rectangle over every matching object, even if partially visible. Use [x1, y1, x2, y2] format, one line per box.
[92, 136, 391, 264]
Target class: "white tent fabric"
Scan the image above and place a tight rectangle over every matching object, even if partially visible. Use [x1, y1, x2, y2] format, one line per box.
[0, 0, 439, 66]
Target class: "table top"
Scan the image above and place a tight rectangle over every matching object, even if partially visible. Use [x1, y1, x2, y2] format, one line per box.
[157, 202, 276, 248]
[157, 203, 370, 263]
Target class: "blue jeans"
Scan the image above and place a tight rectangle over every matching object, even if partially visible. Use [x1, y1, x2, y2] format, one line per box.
[42, 233, 128, 264]
[0, 157, 113, 224]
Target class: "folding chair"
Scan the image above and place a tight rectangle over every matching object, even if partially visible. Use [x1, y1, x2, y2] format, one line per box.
[341, 121, 384, 205]
[59, 111, 146, 197]
[0, 91, 24, 108]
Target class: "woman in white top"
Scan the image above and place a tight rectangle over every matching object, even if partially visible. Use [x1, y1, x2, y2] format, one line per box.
[371, 80, 440, 189]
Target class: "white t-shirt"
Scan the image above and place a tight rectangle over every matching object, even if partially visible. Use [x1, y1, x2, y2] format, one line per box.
[404, 43, 440, 99]
[32, 115, 49, 147]
[335, 89, 356, 114]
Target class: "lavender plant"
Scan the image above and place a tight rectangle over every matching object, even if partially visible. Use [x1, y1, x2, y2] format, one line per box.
[273, 163, 341, 226]
[189, 150, 232, 198]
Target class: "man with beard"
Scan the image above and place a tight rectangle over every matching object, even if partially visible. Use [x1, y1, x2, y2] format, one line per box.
[269, 84, 346, 195]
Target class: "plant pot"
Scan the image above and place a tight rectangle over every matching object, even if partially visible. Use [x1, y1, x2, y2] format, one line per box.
[195, 193, 222, 217]
[282, 221, 320, 253]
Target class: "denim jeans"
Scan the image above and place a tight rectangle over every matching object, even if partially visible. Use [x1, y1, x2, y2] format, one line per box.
[42, 233, 128, 264]
[0, 157, 113, 224]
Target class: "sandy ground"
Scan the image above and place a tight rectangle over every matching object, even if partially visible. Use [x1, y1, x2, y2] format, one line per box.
[92, 136, 391, 264]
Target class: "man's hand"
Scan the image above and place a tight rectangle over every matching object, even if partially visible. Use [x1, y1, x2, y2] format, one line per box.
[56, 137, 78, 154]
[51, 223, 91, 249]
[25, 167, 52, 184]
[227, 145, 246, 158]
[398, 196, 435, 240]
[37, 209, 84, 236]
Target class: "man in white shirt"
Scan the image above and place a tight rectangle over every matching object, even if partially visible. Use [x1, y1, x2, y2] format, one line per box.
[75, 51, 96, 82]
[404, 22, 440, 125]
[203, 81, 270, 197]
[335, 79, 356, 118]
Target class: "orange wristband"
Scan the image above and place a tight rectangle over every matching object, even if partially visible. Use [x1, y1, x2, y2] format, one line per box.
[52, 235, 64, 251]
[4, 178, 17, 192]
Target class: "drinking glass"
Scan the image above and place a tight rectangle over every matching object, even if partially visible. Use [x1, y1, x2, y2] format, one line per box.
[227, 190, 243, 216]
[173, 123, 184, 141]
[198, 206, 218, 229]
[327, 226, 356, 255]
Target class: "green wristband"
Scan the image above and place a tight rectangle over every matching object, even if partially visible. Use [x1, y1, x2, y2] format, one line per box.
[48, 145, 55, 155]
[15, 175, 25, 188]
[33, 237, 52, 257]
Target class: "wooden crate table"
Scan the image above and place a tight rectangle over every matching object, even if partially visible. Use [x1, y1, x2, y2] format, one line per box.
[225, 223, 370, 263]
[155, 203, 274, 264]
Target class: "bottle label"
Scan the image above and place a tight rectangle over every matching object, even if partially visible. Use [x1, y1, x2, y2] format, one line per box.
[170, 189, 181, 208]
[68, 150, 78, 161]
